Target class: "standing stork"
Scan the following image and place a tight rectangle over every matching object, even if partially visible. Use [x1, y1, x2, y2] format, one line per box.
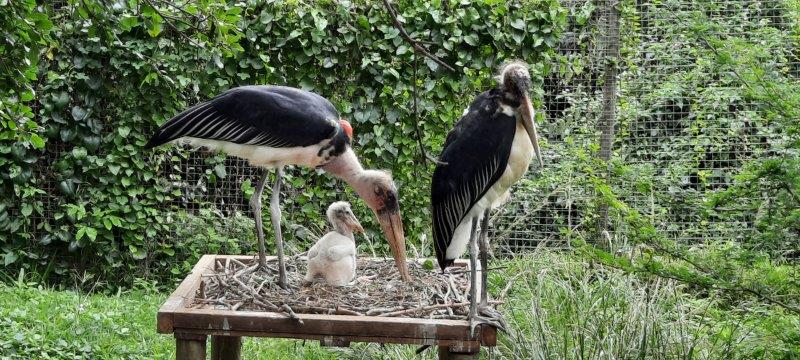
[431, 62, 543, 332]
[146, 85, 411, 287]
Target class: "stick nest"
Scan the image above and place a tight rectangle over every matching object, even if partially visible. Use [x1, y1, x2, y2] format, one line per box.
[192, 256, 491, 320]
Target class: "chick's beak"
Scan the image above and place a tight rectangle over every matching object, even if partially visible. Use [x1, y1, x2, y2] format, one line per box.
[347, 214, 364, 233]
[376, 209, 411, 282]
[520, 93, 544, 167]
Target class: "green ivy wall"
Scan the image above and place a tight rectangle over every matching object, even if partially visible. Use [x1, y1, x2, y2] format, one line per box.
[0, 0, 566, 287]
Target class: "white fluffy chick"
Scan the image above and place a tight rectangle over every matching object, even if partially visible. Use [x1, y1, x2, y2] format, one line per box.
[305, 201, 364, 286]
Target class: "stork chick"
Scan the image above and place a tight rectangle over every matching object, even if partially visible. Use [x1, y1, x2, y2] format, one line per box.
[306, 202, 364, 286]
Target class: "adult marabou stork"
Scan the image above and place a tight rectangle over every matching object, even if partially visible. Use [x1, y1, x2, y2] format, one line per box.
[146, 85, 410, 287]
[431, 62, 543, 332]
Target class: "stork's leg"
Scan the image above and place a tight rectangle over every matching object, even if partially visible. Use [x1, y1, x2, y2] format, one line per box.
[469, 209, 507, 336]
[479, 208, 491, 308]
[467, 216, 479, 336]
[251, 169, 270, 269]
[269, 167, 287, 289]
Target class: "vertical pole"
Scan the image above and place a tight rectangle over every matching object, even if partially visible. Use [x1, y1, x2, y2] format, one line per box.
[438, 345, 480, 359]
[211, 336, 242, 360]
[175, 333, 206, 360]
[597, 0, 621, 245]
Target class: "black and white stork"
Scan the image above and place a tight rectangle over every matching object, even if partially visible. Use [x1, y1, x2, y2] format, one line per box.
[431, 62, 543, 332]
[146, 85, 411, 287]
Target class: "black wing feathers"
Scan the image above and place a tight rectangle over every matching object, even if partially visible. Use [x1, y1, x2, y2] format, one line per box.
[431, 90, 516, 270]
[145, 86, 340, 149]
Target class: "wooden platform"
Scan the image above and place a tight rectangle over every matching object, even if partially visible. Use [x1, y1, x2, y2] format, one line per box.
[157, 254, 496, 359]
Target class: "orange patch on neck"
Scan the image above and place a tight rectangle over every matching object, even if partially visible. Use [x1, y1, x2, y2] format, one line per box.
[339, 119, 354, 140]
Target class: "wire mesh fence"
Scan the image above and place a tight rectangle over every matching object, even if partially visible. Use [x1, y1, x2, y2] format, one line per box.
[493, 0, 798, 252]
[18, 0, 797, 259]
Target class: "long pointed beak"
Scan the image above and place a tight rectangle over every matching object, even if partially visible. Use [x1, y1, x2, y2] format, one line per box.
[376, 210, 411, 282]
[347, 214, 364, 233]
[520, 93, 544, 167]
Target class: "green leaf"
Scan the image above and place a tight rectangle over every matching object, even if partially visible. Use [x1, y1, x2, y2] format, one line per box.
[396, 45, 409, 55]
[21, 203, 32, 217]
[85, 227, 97, 241]
[29, 134, 45, 149]
[214, 164, 227, 178]
[357, 15, 370, 29]
[4, 252, 18, 266]
[315, 16, 328, 31]
[129, 245, 147, 260]
[464, 34, 479, 46]
[422, 259, 434, 270]
[52, 92, 69, 108]
[147, 15, 163, 37]
[71, 106, 87, 121]
[119, 15, 139, 31]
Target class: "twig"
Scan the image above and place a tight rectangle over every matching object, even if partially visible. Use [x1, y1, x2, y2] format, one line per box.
[446, 266, 508, 275]
[366, 306, 405, 316]
[255, 278, 270, 295]
[335, 305, 364, 316]
[195, 298, 233, 309]
[252, 298, 280, 312]
[382, 0, 456, 72]
[281, 304, 305, 324]
[447, 274, 464, 303]
[141, 0, 204, 48]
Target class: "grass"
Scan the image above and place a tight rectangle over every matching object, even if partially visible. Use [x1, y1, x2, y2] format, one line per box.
[1, 249, 797, 359]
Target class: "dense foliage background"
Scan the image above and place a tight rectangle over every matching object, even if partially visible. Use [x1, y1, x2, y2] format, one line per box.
[1, 0, 566, 286]
[2, 0, 799, 358]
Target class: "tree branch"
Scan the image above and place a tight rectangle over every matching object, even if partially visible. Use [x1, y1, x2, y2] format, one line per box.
[383, 0, 456, 72]
[410, 53, 448, 167]
[141, 0, 204, 48]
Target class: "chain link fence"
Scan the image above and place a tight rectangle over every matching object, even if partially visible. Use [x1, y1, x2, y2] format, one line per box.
[493, 0, 797, 252]
[21, 0, 797, 258]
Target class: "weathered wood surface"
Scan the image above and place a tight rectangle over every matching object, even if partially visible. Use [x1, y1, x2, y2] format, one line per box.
[175, 333, 206, 360]
[211, 335, 242, 360]
[158, 255, 496, 348]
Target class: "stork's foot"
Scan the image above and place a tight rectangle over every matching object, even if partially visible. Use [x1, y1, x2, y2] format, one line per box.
[468, 305, 508, 337]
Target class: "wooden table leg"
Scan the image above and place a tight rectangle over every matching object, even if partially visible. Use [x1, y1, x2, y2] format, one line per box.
[211, 335, 242, 360]
[438, 345, 480, 359]
[176, 333, 206, 360]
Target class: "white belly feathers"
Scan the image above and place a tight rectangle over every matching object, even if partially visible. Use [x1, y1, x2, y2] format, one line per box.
[178, 137, 328, 168]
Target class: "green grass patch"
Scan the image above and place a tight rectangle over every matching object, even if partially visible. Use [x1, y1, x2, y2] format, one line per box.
[1, 249, 797, 359]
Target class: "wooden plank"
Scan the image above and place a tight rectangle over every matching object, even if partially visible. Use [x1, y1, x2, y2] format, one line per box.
[158, 254, 216, 333]
[171, 309, 495, 345]
[174, 328, 481, 348]
[171, 308, 474, 340]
